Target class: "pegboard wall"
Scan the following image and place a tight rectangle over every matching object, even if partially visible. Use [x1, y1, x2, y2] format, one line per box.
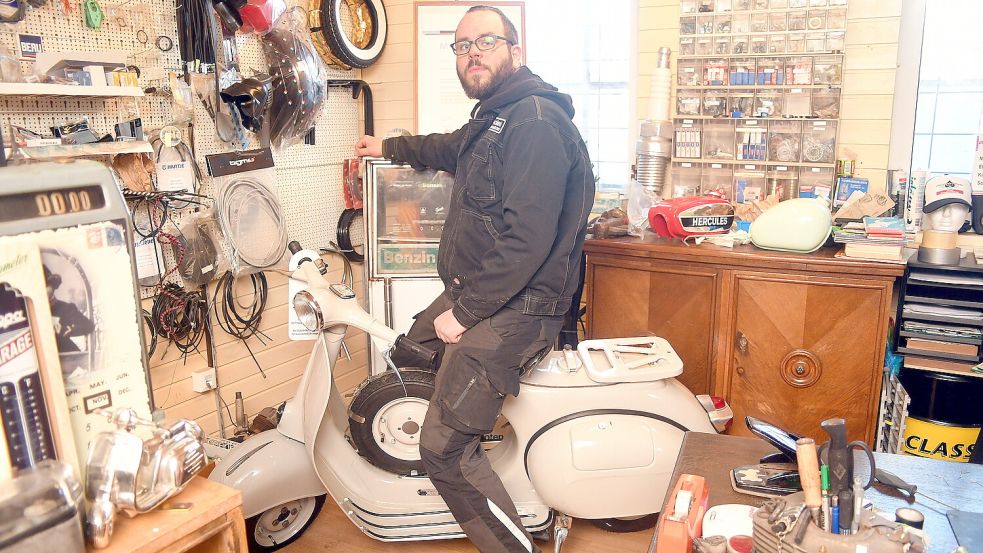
[0, 0, 363, 297]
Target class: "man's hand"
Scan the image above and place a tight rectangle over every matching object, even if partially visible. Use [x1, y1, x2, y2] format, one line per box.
[434, 309, 467, 344]
[355, 135, 383, 157]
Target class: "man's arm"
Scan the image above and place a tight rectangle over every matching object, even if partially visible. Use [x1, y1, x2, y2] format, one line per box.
[452, 119, 577, 328]
[382, 125, 469, 173]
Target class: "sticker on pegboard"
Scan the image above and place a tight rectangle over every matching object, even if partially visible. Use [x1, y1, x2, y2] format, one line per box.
[18, 34, 42, 60]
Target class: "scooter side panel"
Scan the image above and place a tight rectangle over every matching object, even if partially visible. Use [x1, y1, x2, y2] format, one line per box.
[209, 430, 327, 519]
[525, 412, 686, 519]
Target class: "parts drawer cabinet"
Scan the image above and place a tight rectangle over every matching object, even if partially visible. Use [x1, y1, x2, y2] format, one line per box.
[583, 236, 904, 443]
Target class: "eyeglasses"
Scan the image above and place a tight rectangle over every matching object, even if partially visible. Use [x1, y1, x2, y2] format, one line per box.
[449, 34, 512, 56]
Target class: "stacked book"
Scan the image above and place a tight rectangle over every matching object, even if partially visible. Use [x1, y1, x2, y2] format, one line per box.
[833, 216, 909, 262]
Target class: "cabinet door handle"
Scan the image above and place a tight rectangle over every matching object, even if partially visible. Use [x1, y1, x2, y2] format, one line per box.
[736, 366, 746, 376]
[736, 331, 749, 354]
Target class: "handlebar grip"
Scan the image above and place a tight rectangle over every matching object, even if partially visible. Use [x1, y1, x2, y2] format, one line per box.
[288, 240, 303, 255]
[394, 335, 438, 370]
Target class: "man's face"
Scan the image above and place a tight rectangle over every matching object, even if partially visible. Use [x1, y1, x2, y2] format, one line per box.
[454, 11, 520, 100]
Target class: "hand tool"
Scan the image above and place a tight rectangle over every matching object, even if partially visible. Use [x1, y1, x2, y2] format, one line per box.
[820, 418, 851, 497]
[796, 438, 822, 525]
[874, 468, 958, 511]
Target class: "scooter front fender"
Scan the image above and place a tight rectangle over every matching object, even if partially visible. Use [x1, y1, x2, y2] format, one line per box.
[209, 430, 327, 518]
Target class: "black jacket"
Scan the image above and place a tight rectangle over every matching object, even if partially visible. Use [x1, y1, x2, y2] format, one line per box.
[383, 66, 594, 328]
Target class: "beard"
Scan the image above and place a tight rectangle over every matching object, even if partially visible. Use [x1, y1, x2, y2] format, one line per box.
[457, 57, 516, 100]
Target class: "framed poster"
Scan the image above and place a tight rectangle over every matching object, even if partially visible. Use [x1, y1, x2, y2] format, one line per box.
[415, 1, 525, 134]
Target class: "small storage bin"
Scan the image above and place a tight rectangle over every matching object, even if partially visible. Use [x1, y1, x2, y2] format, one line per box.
[767, 165, 799, 200]
[801, 120, 836, 164]
[806, 32, 827, 52]
[703, 89, 730, 117]
[767, 120, 802, 162]
[813, 56, 842, 85]
[784, 88, 812, 117]
[674, 121, 703, 159]
[716, 13, 733, 33]
[754, 90, 783, 118]
[696, 37, 715, 56]
[704, 120, 736, 160]
[680, 37, 696, 56]
[768, 34, 787, 54]
[799, 165, 835, 199]
[756, 57, 785, 85]
[677, 91, 703, 117]
[732, 12, 750, 33]
[703, 59, 729, 86]
[704, 163, 736, 199]
[788, 10, 808, 31]
[730, 91, 756, 118]
[751, 12, 768, 32]
[672, 162, 703, 197]
[750, 36, 769, 54]
[681, 0, 700, 13]
[678, 60, 703, 86]
[787, 33, 806, 53]
[769, 0, 788, 8]
[827, 7, 846, 29]
[681, 16, 697, 35]
[785, 57, 813, 84]
[734, 164, 767, 203]
[729, 58, 755, 85]
[732, 35, 750, 55]
[714, 36, 732, 56]
[807, 9, 826, 30]
[789, 0, 808, 7]
[769, 12, 787, 32]
[811, 87, 841, 118]
[826, 31, 845, 52]
[698, 14, 716, 34]
[736, 120, 767, 161]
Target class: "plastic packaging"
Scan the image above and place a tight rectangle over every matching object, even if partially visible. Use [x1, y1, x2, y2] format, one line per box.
[627, 178, 661, 236]
[0, 45, 22, 82]
[261, 7, 327, 150]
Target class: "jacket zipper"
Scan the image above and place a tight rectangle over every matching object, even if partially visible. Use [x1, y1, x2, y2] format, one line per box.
[451, 376, 477, 410]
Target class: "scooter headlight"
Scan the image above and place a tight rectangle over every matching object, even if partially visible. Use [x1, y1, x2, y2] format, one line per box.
[293, 290, 323, 331]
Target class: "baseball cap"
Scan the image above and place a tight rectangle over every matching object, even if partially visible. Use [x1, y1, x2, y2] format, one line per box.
[923, 176, 972, 213]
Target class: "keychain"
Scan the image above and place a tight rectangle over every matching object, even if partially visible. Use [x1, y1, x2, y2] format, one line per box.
[84, 0, 104, 28]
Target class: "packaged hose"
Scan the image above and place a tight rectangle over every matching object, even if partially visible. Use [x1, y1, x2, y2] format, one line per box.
[205, 148, 288, 276]
[171, 208, 229, 290]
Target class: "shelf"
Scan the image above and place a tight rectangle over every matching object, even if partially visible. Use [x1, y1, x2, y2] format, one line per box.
[680, 29, 847, 39]
[901, 312, 983, 327]
[680, 7, 848, 17]
[0, 82, 144, 98]
[899, 331, 982, 346]
[6, 141, 152, 160]
[903, 291, 983, 310]
[672, 158, 834, 168]
[677, 84, 839, 90]
[676, 116, 838, 122]
[897, 347, 980, 364]
[678, 51, 844, 59]
[902, 357, 983, 379]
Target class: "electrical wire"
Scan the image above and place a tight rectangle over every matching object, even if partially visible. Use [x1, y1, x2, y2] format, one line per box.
[215, 177, 288, 270]
[141, 308, 158, 357]
[211, 271, 270, 378]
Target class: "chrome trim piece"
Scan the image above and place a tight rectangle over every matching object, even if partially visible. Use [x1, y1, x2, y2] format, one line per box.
[226, 440, 274, 476]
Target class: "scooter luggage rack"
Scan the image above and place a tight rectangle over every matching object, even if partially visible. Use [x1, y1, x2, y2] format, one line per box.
[577, 336, 684, 383]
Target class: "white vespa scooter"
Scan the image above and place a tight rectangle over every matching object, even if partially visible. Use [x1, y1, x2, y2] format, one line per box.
[210, 243, 733, 552]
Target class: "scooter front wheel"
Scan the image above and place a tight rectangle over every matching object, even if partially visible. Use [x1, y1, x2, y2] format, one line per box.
[589, 513, 660, 533]
[246, 494, 326, 552]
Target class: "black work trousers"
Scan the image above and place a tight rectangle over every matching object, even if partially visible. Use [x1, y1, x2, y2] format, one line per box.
[397, 291, 561, 553]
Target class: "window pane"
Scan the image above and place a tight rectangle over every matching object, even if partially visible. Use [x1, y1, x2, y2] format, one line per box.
[910, 1, 983, 177]
[933, 93, 983, 134]
[525, 0, 632, 190]
[928, 135, 977, 175]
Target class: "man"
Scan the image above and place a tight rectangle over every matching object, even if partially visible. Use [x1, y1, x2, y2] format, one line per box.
[44, 265, 94, 354]
[354, 6, 594, 552]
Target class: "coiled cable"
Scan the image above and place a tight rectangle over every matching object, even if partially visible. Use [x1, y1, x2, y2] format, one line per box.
[335, 207, 364, 263]
[211, 271, 271, 378]
[215, 177, 288, 270]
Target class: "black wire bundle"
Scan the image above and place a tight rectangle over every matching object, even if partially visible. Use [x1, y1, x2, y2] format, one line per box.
[152, 284, 207, 361]
[176, 0, 217, 68]
[142, 308, 158, 357]
[211, 272, 271, 377]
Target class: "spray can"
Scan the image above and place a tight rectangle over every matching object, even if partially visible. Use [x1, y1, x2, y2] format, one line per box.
[905, 169, 928, 233]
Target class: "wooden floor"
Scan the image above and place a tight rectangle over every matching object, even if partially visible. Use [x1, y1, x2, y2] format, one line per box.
[284, 500, 655, 553]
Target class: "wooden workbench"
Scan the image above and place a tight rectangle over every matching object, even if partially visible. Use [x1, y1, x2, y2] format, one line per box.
[92, 477, 248, 553]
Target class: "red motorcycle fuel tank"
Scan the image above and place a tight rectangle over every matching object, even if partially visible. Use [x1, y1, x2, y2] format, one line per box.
[648, 195, 735, 238]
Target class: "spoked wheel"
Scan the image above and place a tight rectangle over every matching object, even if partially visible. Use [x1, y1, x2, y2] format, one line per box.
[590, 513, 660, 533]
[349, 368, 435, 475]
[246, 495, 326, 552]
[321, 0, 387, 68]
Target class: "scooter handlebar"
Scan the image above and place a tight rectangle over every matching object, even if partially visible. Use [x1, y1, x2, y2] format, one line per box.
[393, 335, 439, 370]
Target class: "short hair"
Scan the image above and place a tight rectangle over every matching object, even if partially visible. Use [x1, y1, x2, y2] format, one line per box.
[466, 5, 519, 45]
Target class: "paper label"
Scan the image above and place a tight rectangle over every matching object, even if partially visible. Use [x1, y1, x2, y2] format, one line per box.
[133, 236, 162, 281]
[155, 160, 193, 194]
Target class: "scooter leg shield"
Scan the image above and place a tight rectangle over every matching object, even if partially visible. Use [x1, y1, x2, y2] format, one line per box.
[210, 430, 327, 518]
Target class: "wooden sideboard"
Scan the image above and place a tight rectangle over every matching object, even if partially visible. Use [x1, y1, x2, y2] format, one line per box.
[583, 236, 905, 443]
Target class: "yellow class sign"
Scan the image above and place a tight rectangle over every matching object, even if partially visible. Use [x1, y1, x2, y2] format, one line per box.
[901, 417, 979, 462]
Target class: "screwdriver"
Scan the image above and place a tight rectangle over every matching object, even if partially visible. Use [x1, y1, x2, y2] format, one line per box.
[874, 468, 958, 511]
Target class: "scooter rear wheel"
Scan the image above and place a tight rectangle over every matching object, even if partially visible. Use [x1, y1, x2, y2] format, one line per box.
[349, 368, 436, 475]
[589, 513, 660, 533]
[246, 494, 326, 552]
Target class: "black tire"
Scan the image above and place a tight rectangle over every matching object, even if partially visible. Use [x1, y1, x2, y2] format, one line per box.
[349, 368, 435, 475]
[589, 513, 660, 533]
[245, 495, 326, 552]
[322, 0, 387, 68]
